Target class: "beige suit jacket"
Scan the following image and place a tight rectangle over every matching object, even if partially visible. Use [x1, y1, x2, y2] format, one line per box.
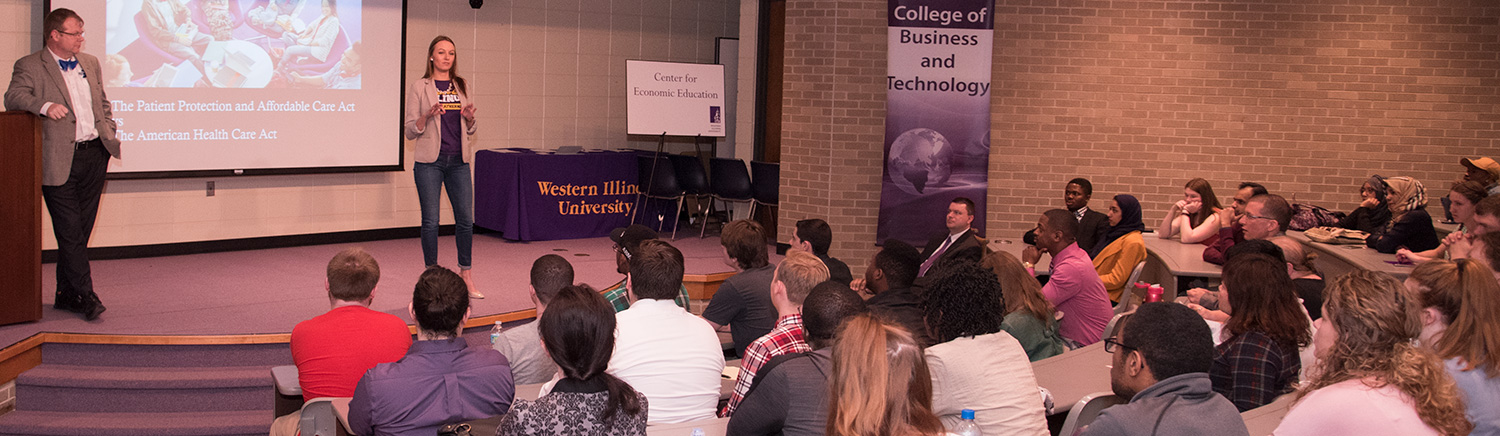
[5, 49, 121, 186]
[404, 77, 476, 163]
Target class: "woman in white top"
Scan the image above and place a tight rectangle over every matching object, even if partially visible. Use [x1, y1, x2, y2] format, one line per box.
[274, 0, 341, 68]
[1157, 178, 1223, 244]
[1273, 270, 1471, 436]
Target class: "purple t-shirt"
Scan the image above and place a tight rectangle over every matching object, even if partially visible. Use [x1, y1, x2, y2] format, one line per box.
[435, 80, 462, 156]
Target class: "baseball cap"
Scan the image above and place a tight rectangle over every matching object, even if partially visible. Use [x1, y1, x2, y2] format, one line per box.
[1461, 157, 1500, 179]
[609, 224, 658, 257]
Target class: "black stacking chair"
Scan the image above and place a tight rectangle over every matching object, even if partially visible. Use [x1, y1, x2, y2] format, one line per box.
[750, 161, 779, 218]
[707, 157, 756, 238]
[670, 154, 713, 237]
[633, 156, 686, 238]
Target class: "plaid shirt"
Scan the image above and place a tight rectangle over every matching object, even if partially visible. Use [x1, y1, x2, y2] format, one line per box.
[720, 313, 809, 417]
[599, 278, 691, 313]
[1210, 330, 1300, 412]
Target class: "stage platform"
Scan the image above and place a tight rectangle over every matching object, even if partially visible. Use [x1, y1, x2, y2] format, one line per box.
[0, 233, 766, 351]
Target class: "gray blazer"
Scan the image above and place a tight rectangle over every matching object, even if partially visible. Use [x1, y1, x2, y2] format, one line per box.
[5, 49, 121, 186]
[403, 77, 476, 163]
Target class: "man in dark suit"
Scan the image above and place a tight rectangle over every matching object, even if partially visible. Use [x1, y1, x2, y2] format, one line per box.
[917, 197, 982, 278]
[1025, 178, 1110, 257]
[5, 8, 122, 320]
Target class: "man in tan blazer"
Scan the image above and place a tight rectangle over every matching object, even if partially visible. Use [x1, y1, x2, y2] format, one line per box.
[5, 8, 122, 321]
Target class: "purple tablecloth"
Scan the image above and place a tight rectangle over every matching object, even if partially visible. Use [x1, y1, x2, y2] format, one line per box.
[475, 150, 640, 241]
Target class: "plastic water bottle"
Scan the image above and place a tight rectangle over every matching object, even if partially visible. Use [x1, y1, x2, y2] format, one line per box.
[490, 321, 503, 345]
[1146, 285, 1164, 303]
[951, 409, 982, 436]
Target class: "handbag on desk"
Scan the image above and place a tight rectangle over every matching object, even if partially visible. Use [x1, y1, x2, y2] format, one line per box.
[1305, 227, 1368, 245]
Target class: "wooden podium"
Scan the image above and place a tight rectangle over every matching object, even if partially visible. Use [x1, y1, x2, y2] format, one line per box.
[0, 111, 42, 326]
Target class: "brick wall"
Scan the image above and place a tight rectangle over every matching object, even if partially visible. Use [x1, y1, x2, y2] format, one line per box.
[780, 0, 1500, 274]
[779, 0, 890, 272]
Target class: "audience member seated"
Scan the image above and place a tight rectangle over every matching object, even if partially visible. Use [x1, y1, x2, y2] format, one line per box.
[349, 266, 514, 436]
[1462, 156, 1500, 196]
[1025, 178, 1110, 257]
[704, 219, 778, 358]
[1271, 237, 1324, 320]
[1093, 194, 1148, 302]
[1398, 181, 1490, 264]
[1023, 209, 1113, 345]
[1203, 186, 1279, 265]
[1467, 231, 1500, 282]
[986, 251, 1067, 361]
[1182, 239, 1284, 316]
[496, 285, 649, 436]
[825, 314, 946, 436]
[599, 225, 691, 312]
[1208, 253, 1311, 412]
[918, 197, 983, 278]
[1408, 258, 1500, 435]
[1365, 176, 1441, 254]
[727, 281, 868, 436]
[1473, 196, 1500, 235]
[1079, 303, 1249, 436]
[288, 42, 362, 89]
[1274, 271, 1471, 436]
[492, 254, 570, 385]
[610, 239, 725, 424]
[1157, 178, 1224, 244]
[852, 239, 934, 347]
[791, 218, 853, 285]
[923, 262, 1049, 436]
[722, 249, 829, 416]
[270, 248, 412, 436]
[1338, 175, 1394, 234]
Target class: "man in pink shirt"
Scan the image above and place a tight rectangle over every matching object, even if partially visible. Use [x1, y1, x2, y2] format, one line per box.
[1022, 209, 1113, 345]
[272, 248, 413, 435]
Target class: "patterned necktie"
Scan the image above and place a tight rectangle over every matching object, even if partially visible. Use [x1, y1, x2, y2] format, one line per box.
[58, 59, 78, 71]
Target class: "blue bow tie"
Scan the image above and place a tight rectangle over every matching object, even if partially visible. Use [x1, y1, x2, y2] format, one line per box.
[58, 59, 78, 71]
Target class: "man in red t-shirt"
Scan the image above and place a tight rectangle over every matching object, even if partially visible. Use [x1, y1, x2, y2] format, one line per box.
[272, 247, 412, 435]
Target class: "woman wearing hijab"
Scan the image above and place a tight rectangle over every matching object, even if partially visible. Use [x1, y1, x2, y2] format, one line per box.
[1338, 175, 1393, 234]
[1094, 194, 1148, 303]
[1366, 176, 1441, 254]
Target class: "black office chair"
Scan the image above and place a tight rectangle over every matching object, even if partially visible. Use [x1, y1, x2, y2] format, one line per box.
[750, 161, 779, 219]
[633, 156, 687, 238]
[670, 154, 713, 237]
[706, 157, 756, 238]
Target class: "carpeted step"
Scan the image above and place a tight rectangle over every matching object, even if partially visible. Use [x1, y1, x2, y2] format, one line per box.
[40, 343, 291, 368]
[0, 410, 271, 436]
[16, 364, 272, 413]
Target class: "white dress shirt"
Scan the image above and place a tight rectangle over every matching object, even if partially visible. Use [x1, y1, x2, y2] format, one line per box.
[43, 48, 97, 142]
[609, 298, 726, 424]
[927, 332, 1050, 436]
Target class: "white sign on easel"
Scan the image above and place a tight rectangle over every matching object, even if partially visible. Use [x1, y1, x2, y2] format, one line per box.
[626, 60, 727, 137]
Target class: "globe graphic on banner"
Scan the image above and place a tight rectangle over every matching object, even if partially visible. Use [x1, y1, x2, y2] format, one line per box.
[887, 128, 954, 195]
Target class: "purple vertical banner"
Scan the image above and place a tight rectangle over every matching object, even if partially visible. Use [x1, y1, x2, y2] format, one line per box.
[877, 0, 994, 246]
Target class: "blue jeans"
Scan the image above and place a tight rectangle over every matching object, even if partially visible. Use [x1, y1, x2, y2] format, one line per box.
[414, 154, 473, 269]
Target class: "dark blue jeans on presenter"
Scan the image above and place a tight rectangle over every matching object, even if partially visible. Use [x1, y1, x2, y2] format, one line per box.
[414, 153, 472, 269]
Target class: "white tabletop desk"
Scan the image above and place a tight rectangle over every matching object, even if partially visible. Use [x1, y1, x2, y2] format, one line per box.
[1287, 231, 1413, 280]
[648, 417, 729, 435]
[988, 239, 1051, 275]
[1140, 235, 1222, 299]
[1031, 342, 1112, 415]
[1240, 394, 1295, 436]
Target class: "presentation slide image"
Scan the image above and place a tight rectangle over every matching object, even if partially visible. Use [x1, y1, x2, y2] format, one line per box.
[102, 0, 363, 90]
